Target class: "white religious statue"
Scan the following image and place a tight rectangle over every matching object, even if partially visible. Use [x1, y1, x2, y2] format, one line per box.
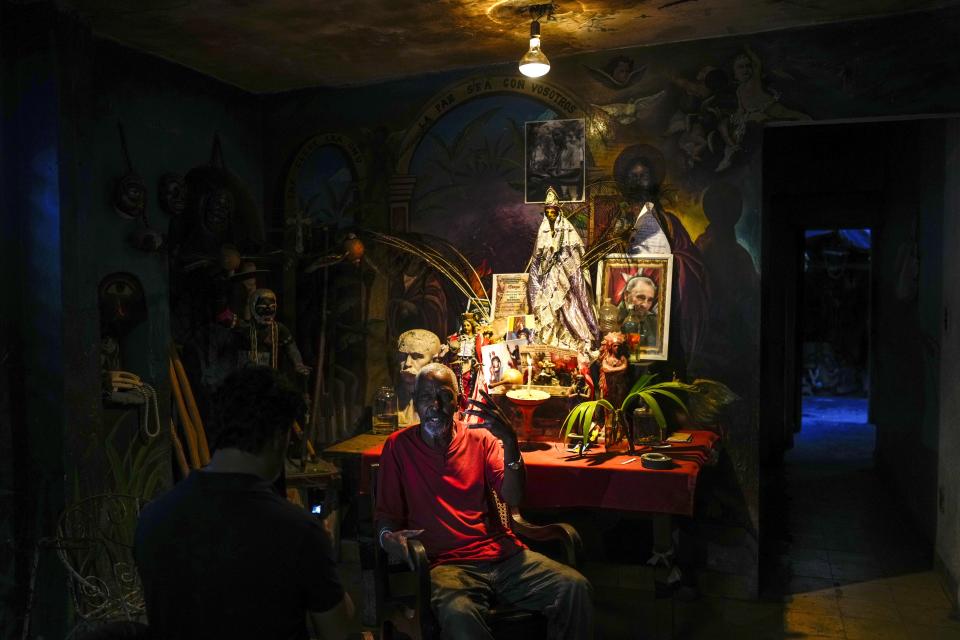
[527, 187, 598, 350]
[396, 329, 442, 426]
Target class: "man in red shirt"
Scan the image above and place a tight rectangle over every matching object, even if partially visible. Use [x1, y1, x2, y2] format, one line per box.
[376, 363, 593, 639]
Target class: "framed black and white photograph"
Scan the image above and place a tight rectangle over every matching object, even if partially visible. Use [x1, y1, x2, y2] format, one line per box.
[524, 118, 585, 203]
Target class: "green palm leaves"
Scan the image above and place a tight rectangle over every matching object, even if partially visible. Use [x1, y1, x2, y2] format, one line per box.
[559, 374, 700, 444]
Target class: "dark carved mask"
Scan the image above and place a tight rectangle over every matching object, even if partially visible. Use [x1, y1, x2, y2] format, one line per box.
[250, 289, 278, 325]
[202, 187, 234, 234]
[114, 173, 147, 219]
[158, 173, 186, 216]
[99, 273, 146, 336]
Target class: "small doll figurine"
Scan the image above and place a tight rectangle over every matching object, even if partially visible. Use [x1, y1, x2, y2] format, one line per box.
[567, 371, 593, 407]
[449, 312, 480, 409]
[236, 288, 310, 375]
[567, 368, 599, 454]
[598, 332, 628, 408]
[457, 312, 478, 359]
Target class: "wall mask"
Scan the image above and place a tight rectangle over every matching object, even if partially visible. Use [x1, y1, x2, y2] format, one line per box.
[158, 173, 187, 216]
[113, 123, 147, 220]
[201, 187, 234, 234]
[114, 173, 147, 220]
[99, 272, 147, 338]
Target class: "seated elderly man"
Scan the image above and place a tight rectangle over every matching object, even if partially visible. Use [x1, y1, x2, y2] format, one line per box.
[375, 362, 593, 639]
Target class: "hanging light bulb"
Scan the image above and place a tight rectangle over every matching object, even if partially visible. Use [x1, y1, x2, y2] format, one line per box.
[518, 19, 550, 78]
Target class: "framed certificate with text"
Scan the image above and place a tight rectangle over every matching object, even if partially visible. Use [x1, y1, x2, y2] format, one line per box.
[491, 273, 529, 319]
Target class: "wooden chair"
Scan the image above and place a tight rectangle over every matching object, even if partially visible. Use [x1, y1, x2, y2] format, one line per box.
[370, 464, 582, 640]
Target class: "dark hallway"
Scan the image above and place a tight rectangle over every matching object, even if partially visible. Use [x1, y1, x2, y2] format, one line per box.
[754, 396, 957, 638]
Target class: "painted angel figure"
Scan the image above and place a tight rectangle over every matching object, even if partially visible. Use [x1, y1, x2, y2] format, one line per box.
[526, 187, 598, 351]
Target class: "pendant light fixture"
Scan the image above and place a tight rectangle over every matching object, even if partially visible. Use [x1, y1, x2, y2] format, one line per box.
[518, 19, 550, 77]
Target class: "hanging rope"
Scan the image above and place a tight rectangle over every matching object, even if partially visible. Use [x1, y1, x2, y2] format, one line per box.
[130, 382, 161, 438]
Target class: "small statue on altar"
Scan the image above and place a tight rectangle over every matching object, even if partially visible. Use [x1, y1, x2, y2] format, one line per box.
[397, 329, 442, 426]
[567, 371, 593, 408]
[236, 289, 310, 375]
[527, 187, 598, 351]
[598, 332, 628, 408]
[534, 355, 559, 386]
[457, 312, 479, 360]
[447, 312, 480, 405]
[567, 370, 600, 453]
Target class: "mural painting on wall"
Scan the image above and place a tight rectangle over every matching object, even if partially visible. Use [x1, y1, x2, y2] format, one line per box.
[391, 45, 808, 396]
[408, 94, 556, 288]
[284, 134, 375, 438]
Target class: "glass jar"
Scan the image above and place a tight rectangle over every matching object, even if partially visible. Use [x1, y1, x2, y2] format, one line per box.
[598, 297, 619, 334]
[372, 386, 399, 434]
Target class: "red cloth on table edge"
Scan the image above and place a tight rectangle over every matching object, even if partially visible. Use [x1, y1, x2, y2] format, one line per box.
[361, 430, 720, 517]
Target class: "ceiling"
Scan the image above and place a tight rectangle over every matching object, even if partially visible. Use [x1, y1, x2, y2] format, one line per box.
[67, 0, 958, 93]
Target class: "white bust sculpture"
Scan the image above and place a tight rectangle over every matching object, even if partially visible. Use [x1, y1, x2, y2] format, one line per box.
[397, 329, 442, 426]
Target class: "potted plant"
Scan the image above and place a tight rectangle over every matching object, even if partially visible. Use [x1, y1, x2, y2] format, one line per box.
[559, 373, 734, 453]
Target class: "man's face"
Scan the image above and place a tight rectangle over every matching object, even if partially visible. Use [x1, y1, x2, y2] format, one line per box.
[626, 281, 656, 315]
[612, 61, 631, 85]
[733, 55, 753, 83]
[626, 162, 653, 193]
[414, 369, 458, 439]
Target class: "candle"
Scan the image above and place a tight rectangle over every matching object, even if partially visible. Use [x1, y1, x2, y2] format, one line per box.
[526, 354, 533, 388]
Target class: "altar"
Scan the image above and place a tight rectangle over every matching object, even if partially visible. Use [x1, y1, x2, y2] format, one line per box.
[359, 430, 720, 517]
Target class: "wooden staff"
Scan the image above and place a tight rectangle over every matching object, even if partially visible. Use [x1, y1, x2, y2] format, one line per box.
[293, 420, 316, 458]
[169, 345, 211, 464]
[169, 359, 201, 469]
[310, 229, 331, 442]
[170, 419, 191, 479]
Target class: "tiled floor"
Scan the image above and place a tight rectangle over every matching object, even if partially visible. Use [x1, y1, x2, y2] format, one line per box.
[670, 396, 958, 639]
[578, 397, 959, 639]
[335, 396, 959, 638]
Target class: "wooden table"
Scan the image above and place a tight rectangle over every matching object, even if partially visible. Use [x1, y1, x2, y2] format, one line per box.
[360, 430, 719, 516]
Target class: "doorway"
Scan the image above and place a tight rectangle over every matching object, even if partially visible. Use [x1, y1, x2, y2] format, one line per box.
[796, 228, 872, 463]
[760, 120, 948, 609]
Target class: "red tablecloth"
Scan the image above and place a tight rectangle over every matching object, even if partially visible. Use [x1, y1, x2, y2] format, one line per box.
[361, 430, 719, 517]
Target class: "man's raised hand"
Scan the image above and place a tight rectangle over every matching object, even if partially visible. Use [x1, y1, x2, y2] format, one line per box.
[465, 390, 518, 445]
